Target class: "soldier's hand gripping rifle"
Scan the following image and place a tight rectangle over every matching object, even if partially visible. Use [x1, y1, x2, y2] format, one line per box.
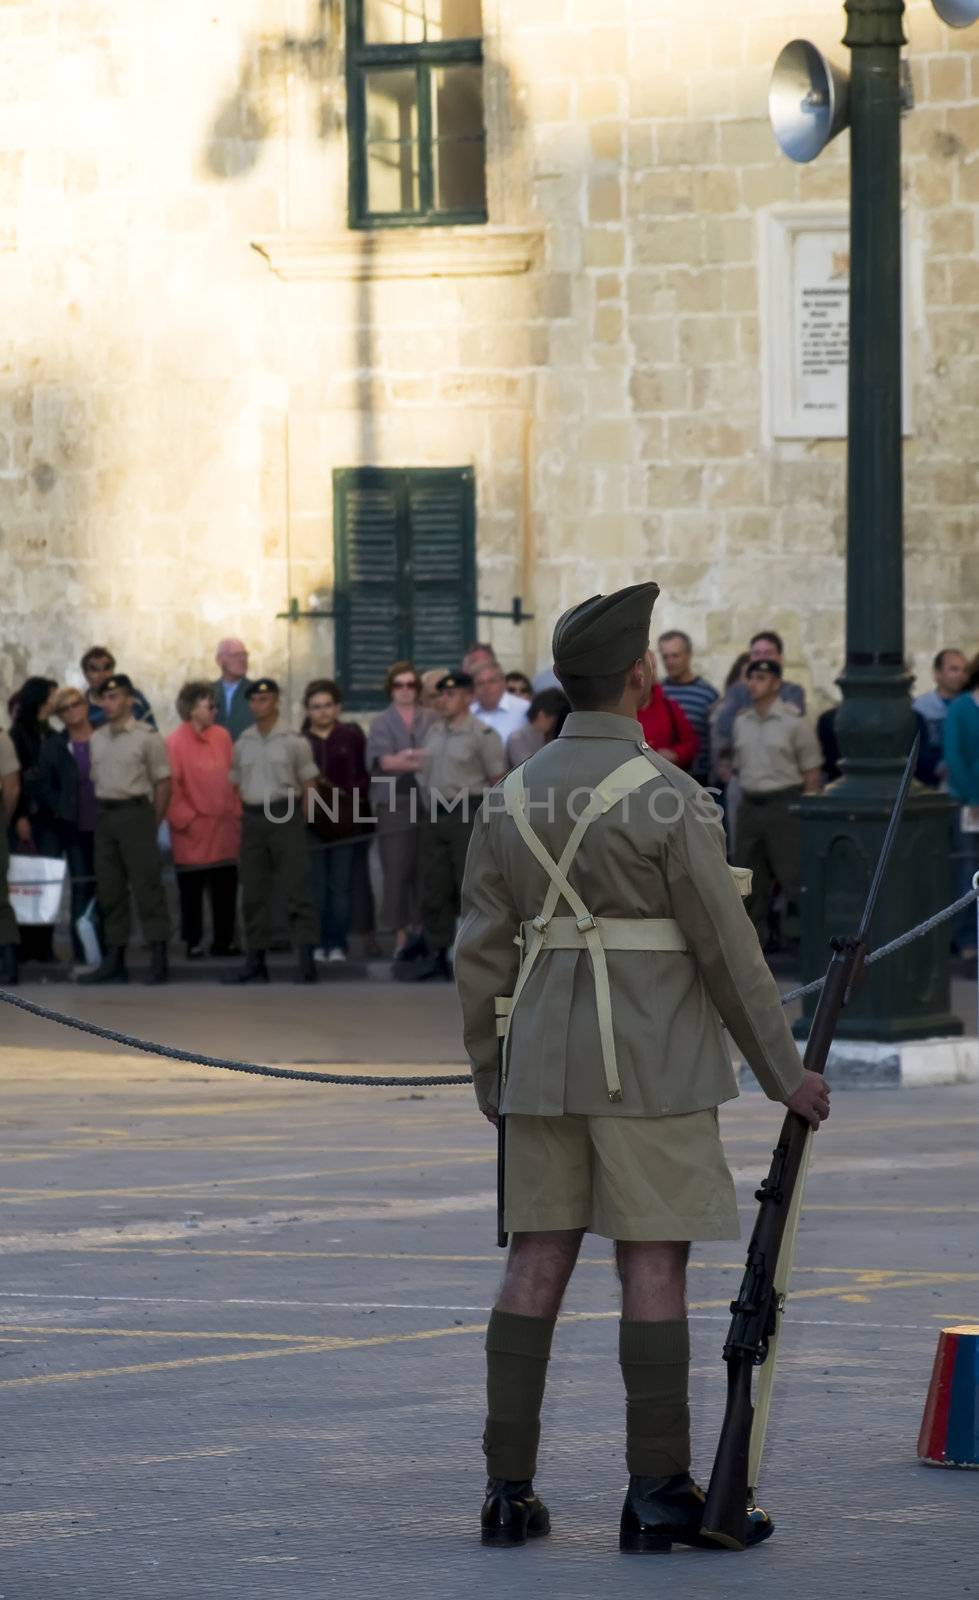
[700, 737, 919, 1551]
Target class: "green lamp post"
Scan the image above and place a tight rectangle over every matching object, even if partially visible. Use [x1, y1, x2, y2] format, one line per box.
[769, 0, 975, 1043]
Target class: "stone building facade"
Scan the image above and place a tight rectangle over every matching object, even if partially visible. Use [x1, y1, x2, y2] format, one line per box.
[1, 0, 977, 726]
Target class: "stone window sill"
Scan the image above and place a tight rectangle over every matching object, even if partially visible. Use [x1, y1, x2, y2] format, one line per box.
[250, 226, 543, 281]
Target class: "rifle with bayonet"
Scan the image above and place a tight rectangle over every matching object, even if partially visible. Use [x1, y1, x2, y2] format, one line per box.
[699, 737, 919, 1551]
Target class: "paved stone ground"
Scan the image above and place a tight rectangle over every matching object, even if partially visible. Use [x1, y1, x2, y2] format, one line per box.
[0, 984, 976, 1599]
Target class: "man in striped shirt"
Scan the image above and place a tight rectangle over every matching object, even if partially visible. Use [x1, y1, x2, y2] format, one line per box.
[657, 631, 719, 786]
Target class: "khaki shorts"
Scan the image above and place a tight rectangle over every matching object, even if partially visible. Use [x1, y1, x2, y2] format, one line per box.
[504, 1110, 740, 1242]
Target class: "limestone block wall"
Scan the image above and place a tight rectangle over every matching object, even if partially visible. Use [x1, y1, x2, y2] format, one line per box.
[0, 0, 976, 730]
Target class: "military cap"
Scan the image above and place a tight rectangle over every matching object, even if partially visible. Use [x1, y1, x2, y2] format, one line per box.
[435, 671, 474, 693]
[245, 677, 280, 699]
[552, 582, 660, 676]
[101, 673, 134, 695]
[746, 658, 782, 680]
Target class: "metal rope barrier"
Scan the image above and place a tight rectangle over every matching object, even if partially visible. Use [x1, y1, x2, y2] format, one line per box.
[0, 887, 974, 1090]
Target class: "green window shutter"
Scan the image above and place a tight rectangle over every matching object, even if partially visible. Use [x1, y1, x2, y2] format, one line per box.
[334, 466, 476, 709]
[334, 470, 406, 710]
[406, 468, 476, 673]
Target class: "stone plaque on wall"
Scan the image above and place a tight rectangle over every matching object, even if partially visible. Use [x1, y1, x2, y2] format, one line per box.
[760, 205, 912, 441]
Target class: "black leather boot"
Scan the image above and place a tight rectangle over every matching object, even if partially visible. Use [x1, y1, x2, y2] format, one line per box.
[0, 944, 18, 987]
[143, 941, 169, 986]
[620, 1474, 774, 1553]
[293, 945, 317, 984]
[78, 946, 128, 985]
[221, 952, 270, 985]
[480, 1478, 550, 1547]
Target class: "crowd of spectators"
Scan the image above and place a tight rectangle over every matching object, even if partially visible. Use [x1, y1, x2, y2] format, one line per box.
[0, 627, 977, 987]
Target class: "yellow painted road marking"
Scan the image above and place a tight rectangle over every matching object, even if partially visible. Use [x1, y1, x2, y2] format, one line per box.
[79, 1245, 979, 1282]
[0, 1153, 492, 1201]
[0, 1324, 328, 1343]
[2, 1265, 967, 1394]
[0, 1320, 489, 1390]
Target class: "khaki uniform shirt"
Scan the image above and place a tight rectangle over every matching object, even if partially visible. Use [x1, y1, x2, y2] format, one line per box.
[90, 718, 170, 800]
[455, 710, 805, 1118]
[0, 732, 19, 780]
[231, 720, 318, 806]
[419, 714, 505, 806]
[732, 700, 823, 795]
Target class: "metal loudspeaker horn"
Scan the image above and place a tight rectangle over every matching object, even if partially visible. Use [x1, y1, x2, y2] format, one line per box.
[932, 0, 979, 25]
[769, 39, 850, 164]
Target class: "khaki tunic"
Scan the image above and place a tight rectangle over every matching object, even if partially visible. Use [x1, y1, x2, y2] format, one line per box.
[733, 700, 822, 795]
[90, 719, 170, 800]
[419, 714, 504, 809]
[230, 721, 318, 806]
[455, 710, 805, 1118]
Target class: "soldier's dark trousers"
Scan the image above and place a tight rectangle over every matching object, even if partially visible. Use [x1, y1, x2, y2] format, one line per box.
[419, 806, 477, 951]
[0, 826, 20, 948]
[735, 785, 803, 945]
[239, 806, 318, 952]
[94, 800, 170, 948]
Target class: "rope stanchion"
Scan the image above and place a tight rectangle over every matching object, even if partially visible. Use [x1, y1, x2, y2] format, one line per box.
[0, 887, 975, 1090]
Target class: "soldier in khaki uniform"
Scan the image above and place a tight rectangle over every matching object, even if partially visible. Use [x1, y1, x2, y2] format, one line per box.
[79, 675, 172, 986]
[0, 730, 22, 985]
[398, 671, 504, 983]
[732, 659, 823, 947]
[223, 678, 320, 985]
[454, 583, 830, 1554]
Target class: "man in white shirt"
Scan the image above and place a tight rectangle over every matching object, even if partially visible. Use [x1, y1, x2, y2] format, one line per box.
[470, 662, 530, 752]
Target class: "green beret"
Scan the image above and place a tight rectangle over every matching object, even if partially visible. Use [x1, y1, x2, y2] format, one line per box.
[552, 582, 660, 676]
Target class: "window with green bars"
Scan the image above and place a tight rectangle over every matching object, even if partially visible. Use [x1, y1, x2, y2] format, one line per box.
[333, 466, 477, 709]
[346, 0, 487, 227]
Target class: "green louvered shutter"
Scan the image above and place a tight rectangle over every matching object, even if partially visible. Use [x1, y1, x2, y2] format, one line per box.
[334, 466, 476, 710]
[406, 468, 476, 675]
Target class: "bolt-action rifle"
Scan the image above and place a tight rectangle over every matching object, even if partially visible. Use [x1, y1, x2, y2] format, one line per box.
[700, 737, 919, 1551]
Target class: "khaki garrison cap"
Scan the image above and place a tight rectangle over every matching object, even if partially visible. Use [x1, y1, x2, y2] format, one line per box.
[551, 582, 660, 676]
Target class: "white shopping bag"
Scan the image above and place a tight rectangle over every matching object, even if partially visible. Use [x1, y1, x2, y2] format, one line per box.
[7, 855, 67, 926]
[75, 896, 102, 966]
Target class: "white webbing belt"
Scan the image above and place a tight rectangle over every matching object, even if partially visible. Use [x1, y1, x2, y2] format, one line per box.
[501, 754, 665, 1103]
[521, 916, 687, 952]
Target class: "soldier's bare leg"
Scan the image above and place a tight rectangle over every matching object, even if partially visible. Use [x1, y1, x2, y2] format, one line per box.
[615, 1240, 692, 1484]
[615, 1240, 689, 1320]
[495, 1228, 583, 1318]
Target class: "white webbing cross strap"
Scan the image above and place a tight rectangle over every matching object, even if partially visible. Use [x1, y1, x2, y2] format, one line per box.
[500, 754, 673, 1103]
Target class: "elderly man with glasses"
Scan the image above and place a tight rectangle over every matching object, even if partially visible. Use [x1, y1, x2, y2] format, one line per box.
[38, 688, 102, 968]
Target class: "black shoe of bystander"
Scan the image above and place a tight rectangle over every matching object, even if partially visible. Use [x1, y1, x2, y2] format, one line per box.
[144, 941, 169, 986]
[221, 952, 270, 985]
[394, 948, 452, 983]
[78, 947, 128, 986]
[293, 946, 318, 984]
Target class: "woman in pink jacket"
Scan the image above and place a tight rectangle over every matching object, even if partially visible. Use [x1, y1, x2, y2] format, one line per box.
[166, 681, 241, 958]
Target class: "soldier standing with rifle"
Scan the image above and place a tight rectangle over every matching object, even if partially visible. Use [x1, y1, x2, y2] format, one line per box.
[455, 582, 830, 1554]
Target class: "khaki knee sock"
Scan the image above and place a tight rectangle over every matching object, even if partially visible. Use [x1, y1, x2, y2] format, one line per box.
[483, 1309, 556, 1481]
[619, 1318, 691, 1478]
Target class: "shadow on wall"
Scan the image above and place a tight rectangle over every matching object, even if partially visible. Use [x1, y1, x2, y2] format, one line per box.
[203, 0, 342, 179]
[0, 383, 97, 704]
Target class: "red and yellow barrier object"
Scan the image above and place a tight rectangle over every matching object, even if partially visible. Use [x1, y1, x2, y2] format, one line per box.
[918, 1326, 979, 1469]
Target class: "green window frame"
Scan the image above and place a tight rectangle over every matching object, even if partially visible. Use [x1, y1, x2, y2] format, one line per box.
[333, 466, 477, 709]
[346, 0, 487, 229]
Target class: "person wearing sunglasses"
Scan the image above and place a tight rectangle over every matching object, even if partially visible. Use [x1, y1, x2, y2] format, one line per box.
[366, 662, 434, 964]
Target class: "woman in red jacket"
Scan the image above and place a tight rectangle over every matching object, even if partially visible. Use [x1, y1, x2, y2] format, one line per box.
[638, 670, 699, 772]
[166, 682, 241, 958]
